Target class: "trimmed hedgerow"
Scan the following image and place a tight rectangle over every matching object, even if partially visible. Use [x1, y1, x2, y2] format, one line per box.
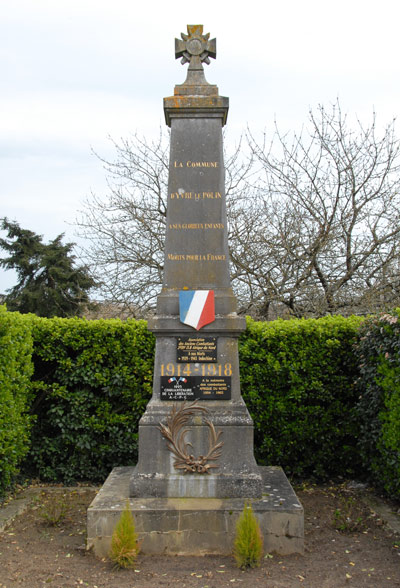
[26, 316, 154, 484]
[239, 316, 364, 480]
[23, 314, 367, 484]
[0, 306, 33, 496]
[16, 311, 398, 490]
[354, 310, 400, 499]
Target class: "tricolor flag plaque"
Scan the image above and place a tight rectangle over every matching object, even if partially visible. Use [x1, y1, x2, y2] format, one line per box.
[179, 290, 215, 330]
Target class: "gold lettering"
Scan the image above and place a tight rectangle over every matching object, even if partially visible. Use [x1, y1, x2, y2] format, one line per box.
[169, 222, 223, 230]
[171, 191, 222, 200]
[200, 192, 223, 199]
[186, 161, 219, 168]
[167, 254, 185, 260]
[174, 161, 183, 168]
[167, 252, 226, 261]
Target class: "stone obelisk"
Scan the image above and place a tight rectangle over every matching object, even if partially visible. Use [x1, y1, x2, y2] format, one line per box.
[87, 27, 304, 557]
[129, 25, 262, 499]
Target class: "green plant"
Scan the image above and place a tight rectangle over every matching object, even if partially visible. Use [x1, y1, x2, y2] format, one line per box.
[109, 501, 139, 568]
[332, 495, 366, 533]
[240, 315, 363, 480]
[233, 502, 263, 569]
[22, 313, 367, 485]
[0, 306, 34, 496]
[39, 495, 68, 526]
[355, 310, 400, 498]
[26, 315, 154, 483]
[0, 217, 95, 317]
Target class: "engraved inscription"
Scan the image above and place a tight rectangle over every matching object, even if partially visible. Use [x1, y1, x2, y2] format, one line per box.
[187, 161, 219, 168]
[167, 254, 226, 261]
[177, 336, 217, 362]
[161, 362, 232, 377]
[160, 376, 231, 400]
[174, 161, 219, 168]
[169, 223, 224, 230]
[198, 377, 231, 398]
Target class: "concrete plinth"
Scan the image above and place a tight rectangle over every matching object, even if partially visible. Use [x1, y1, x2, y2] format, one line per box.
[87, 466, 304, 558]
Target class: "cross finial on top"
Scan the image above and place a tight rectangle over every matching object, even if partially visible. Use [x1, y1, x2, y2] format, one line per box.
[165, 25, 228, 126]
[175, 25, 216, 75]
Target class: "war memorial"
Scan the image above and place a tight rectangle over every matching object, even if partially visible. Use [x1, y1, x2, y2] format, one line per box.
[87, 25, 304, 556]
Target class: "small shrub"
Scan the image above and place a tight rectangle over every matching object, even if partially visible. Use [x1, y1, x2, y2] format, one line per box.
[110, 501, 139, 569]
[39, 494, 68, 526]
[233, 502, 263, 569]
[332, 494, 366, 533]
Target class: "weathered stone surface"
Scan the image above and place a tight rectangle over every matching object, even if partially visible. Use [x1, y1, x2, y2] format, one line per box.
[88, 466, 304, 557]
[161, 116, 231, 295]
[88, 26, 303, 556]
[129, 25, 262, 499]
[130, 401, 262, 498]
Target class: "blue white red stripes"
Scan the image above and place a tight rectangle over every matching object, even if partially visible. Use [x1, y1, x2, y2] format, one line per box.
[179, 290, 215, 330]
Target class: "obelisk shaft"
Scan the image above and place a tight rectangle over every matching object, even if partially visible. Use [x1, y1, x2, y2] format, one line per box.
[163, 118, 230, 291]
[130, 25, 262, 499]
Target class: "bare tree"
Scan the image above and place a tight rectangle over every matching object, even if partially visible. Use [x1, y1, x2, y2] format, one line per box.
[245, 102, 400, 317]
[77, 102, 400, 319]
[76, 131, 169, 315]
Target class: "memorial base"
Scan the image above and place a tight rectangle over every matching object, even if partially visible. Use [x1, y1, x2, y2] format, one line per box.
[87, 466, 304, 558]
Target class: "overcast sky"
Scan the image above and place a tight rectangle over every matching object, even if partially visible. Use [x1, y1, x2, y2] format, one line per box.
[1, 0, 400, 291]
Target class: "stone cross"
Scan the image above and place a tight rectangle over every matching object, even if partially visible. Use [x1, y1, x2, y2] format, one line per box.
[175, 25, 216, 67]
[174, 25, 217, 87]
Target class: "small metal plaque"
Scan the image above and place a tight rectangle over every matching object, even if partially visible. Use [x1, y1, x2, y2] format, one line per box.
[197, 376, 231, 400]
[160, 376, 231, 401]
[177, 336, 217, 363]
[160, 376, 196, 401]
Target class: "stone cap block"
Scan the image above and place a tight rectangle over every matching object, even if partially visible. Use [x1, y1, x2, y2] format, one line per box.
[164, 95, 229, 127]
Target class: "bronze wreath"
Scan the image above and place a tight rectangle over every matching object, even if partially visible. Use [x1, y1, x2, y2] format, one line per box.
[159, 400, 223, 474]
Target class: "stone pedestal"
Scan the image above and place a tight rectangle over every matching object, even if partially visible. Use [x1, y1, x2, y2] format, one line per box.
[88, 466, 304, 557]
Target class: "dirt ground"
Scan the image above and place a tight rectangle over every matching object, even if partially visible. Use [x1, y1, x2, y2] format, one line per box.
[0, 483, 399, 588]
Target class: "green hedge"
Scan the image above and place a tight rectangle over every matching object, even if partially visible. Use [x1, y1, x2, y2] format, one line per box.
[2, 310, 396, 494]
[0, 306, 33, 496]
[26, 316, 154, 484]
[354, 311, 400, 498]
[240, 316, 364, 479]
[24, 314, 365, 484]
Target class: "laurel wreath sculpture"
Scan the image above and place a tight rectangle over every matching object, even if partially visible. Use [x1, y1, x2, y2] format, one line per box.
[159, 401, 223, 474]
